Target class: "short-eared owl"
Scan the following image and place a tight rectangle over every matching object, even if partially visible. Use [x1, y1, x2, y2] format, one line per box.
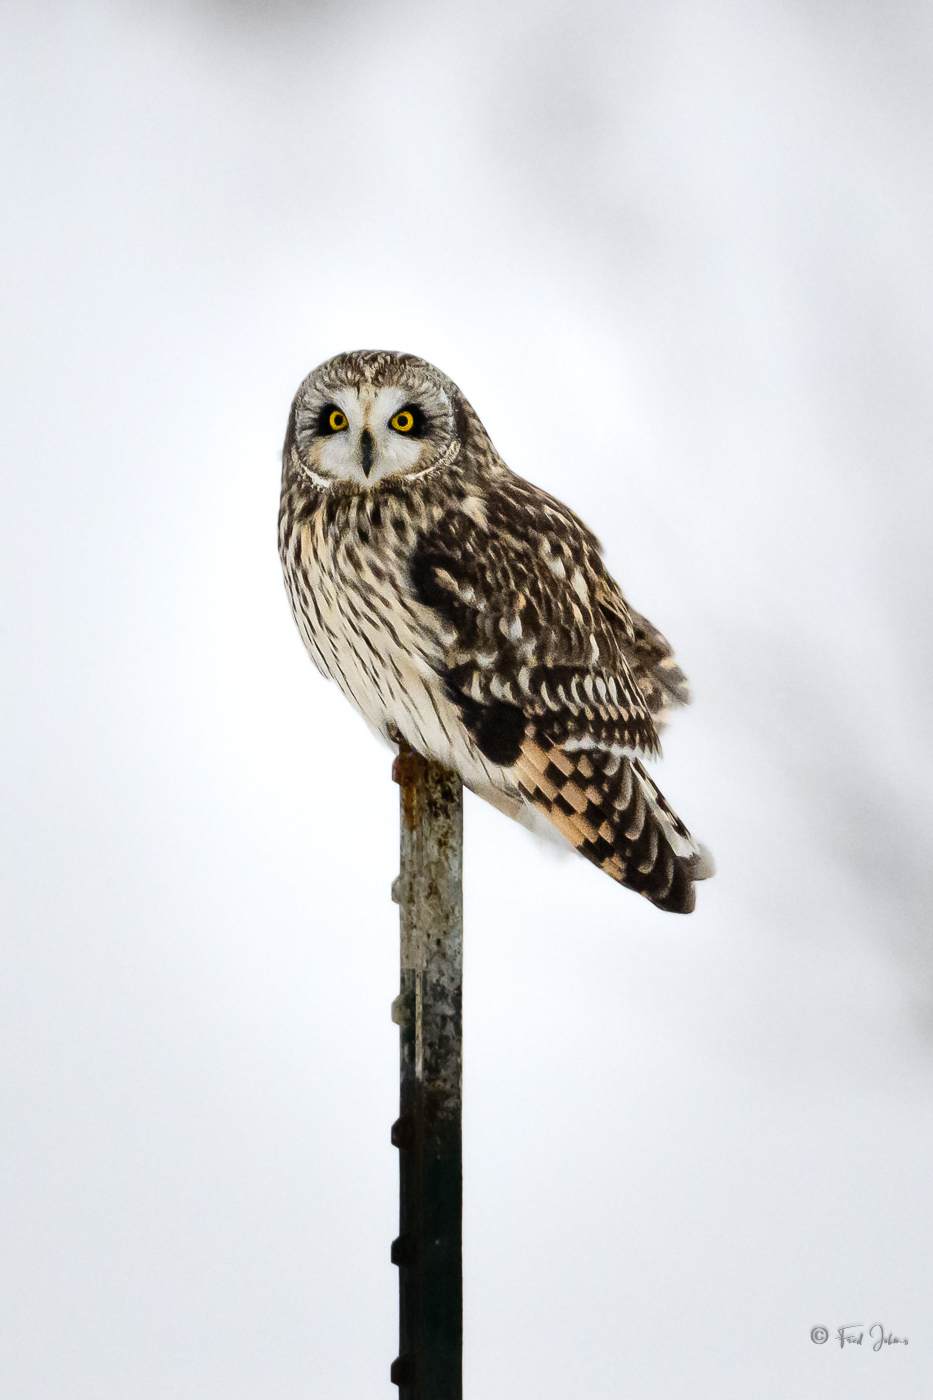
[279, 350, 713, 913]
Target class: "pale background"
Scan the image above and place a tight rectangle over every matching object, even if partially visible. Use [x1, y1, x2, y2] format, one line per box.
[1, 1, 931, 1396]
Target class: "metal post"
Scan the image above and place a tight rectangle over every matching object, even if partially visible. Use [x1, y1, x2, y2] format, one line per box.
[390, 743, 463, 1399]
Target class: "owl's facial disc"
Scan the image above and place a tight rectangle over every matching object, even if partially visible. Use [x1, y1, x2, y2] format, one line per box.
[294, 381, 453, 489]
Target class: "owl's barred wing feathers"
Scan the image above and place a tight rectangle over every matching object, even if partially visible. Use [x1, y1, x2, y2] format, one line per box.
[514, 743, 709, 913]
[411, 474, 711, 912]
[625, 608, 692, 722]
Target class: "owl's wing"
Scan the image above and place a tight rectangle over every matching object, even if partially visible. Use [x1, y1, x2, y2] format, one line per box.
[411, 474, 711, 912]
[592, 565, 691, 726]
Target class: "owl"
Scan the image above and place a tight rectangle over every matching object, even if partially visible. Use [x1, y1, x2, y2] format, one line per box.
[279, 350, 713, 913]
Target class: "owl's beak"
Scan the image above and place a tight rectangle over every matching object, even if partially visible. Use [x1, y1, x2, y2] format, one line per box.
[360, 427, 375, 478]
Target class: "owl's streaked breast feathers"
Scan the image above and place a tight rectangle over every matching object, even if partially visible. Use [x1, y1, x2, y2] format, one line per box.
[279, 350, 713, 913]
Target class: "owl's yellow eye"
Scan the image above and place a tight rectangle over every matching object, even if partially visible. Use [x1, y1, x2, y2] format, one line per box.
[390, 409, 414, 433]
[328, 408, 348, 432]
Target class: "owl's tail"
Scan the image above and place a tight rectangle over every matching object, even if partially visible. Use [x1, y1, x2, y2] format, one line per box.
[514, 737, 713, 913]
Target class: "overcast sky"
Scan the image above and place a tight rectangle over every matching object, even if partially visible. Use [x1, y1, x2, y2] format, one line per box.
[1, 1, 932, 1396]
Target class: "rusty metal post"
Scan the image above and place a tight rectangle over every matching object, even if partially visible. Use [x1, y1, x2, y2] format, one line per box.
[390, 744, 463, 1399]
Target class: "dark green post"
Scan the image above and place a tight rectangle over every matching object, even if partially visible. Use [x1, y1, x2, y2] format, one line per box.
[390, 744, 463, 1399]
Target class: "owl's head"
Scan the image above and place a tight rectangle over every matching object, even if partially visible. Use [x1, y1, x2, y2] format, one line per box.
[284, 350, 475, 491]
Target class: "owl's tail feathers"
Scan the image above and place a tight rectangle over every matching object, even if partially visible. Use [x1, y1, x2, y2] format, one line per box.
[514, 739, 713, 914]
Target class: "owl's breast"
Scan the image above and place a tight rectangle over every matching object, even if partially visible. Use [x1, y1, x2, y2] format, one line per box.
[282, 492, 456, 749]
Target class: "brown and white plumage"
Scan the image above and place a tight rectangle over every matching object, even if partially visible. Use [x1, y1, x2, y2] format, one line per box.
[279, 349, 713, 913]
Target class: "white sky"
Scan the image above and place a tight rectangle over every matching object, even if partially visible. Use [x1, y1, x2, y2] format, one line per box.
[1, 1, 932, 1395]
